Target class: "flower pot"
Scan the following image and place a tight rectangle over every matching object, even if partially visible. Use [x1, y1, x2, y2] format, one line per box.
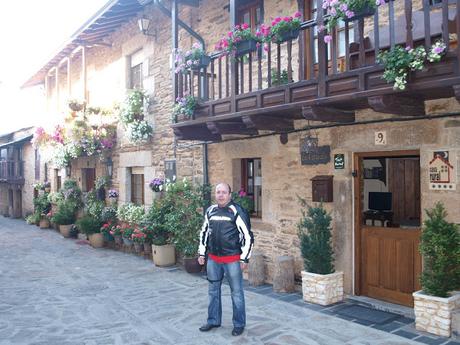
[344, 5, 375, 22]
[69, 103, 83, 112]
[39, 219, 50, 229]
[59, 224, 73, 238]
[114, 235, 123, 245]
[274, 29, 300, 43]
[143, 242, 152, 253]
[183, 257, 202, 273]
[108, 197, 118, 205]
[134, 242, 143, 253]
[103, 232, 114, 242]
[44, 187, 51, 193]
[152, 244, 176, 267]
[235, 39, 258, 57]
[413, 290, 460, 337]
[122, 237, 133, 246]
[190, 55, 211, 71]
[301, 271, 344, 306]
[88, 233, 104, 248]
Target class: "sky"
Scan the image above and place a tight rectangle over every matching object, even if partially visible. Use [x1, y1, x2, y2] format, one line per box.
[0, 0, 109, 136]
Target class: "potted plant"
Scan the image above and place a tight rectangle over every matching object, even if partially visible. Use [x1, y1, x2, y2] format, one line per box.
[67, 98, 86, 112]
[297, 199, 343, 305]
[100, 221, 115, 243]
[321, 0, 384, 43]
[121, 224, 135, 247]
[174, 43, 211, 73]
[119, 90, 153, 144]
[269, 12, 302, 44]
[172, 94, 196, 123]
[94, 176, 109, 201]
[215, 23, 258, 56]
[76, 215, 104, 248]
[131, 228, 146, 253]
[377, 41, 446, 90]
[413, 202, 460, 337]
[43, 181, 51, 193]
[110, 224, 124, 246]
[149, 177, 165, 196]
[26, 212, 41, 226]
[107, 189, 119, 205]
[51, 201, 77, 238]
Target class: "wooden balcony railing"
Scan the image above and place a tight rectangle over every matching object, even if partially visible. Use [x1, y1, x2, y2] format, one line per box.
[173, 0, 460, 140]
[0, 160, 25, 184]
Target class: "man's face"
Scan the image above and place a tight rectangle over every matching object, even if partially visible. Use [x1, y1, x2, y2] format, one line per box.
[215, 184, 231, 207]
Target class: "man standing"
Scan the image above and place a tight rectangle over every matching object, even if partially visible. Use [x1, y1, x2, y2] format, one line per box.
[198, 183, 254, 336]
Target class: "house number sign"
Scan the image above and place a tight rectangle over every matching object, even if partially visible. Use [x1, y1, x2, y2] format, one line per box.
[374, 131, 387, 145]
[429, 151, 456, 190]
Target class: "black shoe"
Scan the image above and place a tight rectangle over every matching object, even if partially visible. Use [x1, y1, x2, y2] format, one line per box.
[232, 327, 244, 336]
[199, 324, 220, 332]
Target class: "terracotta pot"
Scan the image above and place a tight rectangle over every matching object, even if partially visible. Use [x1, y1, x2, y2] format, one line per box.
[59, 224, 73, 238]
[152, 244, 176, 267]
[39, 219, 50, 229]
[89, 233, 104, 248]
[183, 257, 202, 273]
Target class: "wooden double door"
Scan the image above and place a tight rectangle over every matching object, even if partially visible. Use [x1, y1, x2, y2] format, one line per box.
[354, 151, 422, 307]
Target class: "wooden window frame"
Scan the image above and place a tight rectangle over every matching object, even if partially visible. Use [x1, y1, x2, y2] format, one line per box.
[241, 158, 262, 218]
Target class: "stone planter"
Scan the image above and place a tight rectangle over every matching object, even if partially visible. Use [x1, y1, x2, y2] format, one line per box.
[88, 233, 104, 248]
[152, 244, 175, 267]
[301, 271, 344, 306]
[59, 224, 73, 238]
[413, 290, 460, 337]
[39, 219, 50, 229]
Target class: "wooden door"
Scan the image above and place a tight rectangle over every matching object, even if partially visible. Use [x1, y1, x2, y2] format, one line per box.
[355, 151, 422, 307]
[83, 168, 96, 192]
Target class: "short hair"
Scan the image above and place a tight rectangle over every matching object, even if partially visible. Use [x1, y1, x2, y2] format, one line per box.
[215, 182, 231, 193]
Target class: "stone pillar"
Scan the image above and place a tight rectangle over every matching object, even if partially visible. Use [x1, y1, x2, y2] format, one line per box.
[248, 251, 265, 287]
[301, 271, 344, 306]
[273, 255, 295, 293]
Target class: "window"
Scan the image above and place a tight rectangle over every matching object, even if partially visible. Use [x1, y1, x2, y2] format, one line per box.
[131, 172, 145, 205]
[0, 149, 6, 160]
[34, 149, 40, 180]
[129, 50, 143, 90]
[241, 158, 262, 217]
[237, 0, 263, 31]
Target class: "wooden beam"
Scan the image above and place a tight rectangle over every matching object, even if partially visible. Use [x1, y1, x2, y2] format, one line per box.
[242, 115, 294, 131]
[206, 121, 258, 135]
[302, 106, 355, 123]
[173, 127, 221, 141]
[368, 95, 425, 116]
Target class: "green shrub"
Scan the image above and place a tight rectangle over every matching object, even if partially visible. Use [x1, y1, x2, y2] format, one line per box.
[51, 202, 76, 225]
[117, 203, 145, 225]
[76, 215, 103, 235]
[26, 212, 40, 224]
[33, 193, 51, 215]
[297, 199, 334, 275]
[101, 206, 117, 223]
[420, 202, 460, 297]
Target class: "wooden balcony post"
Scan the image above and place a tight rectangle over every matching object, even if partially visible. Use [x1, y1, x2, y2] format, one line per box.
[317, 0, 327, 97]
[405, 0, 413, 48]
[172, 0, 179, 102]
[230, 0, 237, 111]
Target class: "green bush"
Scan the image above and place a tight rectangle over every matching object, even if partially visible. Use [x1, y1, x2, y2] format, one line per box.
[142, 200, 173, 245]
[33, 193, 51, 215]
[420, 202, 460, 297]
[76, 215, 103, 235]
[26, 212, 40, 224]
[101, 206, 117, 223]
[117, 203, 145, 225]
[51, 202, 76, 225]
[297, 199, 334, 275]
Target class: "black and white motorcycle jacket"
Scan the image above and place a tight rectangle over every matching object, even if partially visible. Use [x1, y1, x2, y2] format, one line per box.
[198, 201, 254, 263]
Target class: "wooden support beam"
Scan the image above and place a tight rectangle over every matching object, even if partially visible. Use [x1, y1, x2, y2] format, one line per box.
[242, 115, 294, 131]
[302, 106, 355, 123]
[368, 95, 425, 116]
[206, 121, 258, 135]
[173, 126, 221, 141]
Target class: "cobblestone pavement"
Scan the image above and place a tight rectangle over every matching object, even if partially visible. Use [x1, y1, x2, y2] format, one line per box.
[0, 217, 437, 345]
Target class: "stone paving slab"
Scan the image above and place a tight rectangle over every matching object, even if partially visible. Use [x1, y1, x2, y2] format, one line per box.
[0, 217, 436, 345]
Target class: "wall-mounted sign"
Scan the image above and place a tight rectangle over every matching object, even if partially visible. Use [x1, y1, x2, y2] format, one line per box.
[301, 145, 331, 165]
[374, 131, 387, 145]
[164, 159, 176, 182]
[429, 151, 456, 190]
[334, 154, 345, 169]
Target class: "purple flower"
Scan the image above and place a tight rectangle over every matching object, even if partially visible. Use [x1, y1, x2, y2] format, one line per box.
[345, 10, 354, 18]
[433, 46, 444, 54]
[324, 35, 333, 44]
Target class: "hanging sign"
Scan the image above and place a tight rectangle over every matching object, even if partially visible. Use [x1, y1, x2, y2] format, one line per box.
[301, 144, 331, 165]
[429, 151, 456, 190]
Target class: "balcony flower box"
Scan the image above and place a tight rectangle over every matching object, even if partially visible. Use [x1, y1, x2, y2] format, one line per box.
[275, 29, 300, 44]
[190, 55, 211, 71]
[235, 39, 258, 56]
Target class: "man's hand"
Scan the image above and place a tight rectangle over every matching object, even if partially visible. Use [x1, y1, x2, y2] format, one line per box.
[198, 256, 205, 265]
[240, 262, 248, 271]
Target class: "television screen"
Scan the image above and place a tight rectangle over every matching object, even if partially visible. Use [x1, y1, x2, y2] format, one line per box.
[369, 192, 392, 211]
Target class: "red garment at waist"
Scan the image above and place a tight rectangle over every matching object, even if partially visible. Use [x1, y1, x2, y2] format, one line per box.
[208, 253, 240, 264]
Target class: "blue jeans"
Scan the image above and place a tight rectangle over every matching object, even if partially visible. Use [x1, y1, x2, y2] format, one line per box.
[206, 257, 246, 328]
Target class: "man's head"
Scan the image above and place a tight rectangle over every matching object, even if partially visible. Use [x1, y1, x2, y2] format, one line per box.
[215, 182, 232, 207]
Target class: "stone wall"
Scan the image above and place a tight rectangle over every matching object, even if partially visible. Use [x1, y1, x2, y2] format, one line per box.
[301, 271, 344, 305]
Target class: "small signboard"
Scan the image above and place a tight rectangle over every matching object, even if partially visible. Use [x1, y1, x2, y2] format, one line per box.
[301, 145, 331, 165]
[334, 154, 345, 169]
[164, 159, 176, 182]
[375, 131, 387, 145]
[429, 151, 456, 190]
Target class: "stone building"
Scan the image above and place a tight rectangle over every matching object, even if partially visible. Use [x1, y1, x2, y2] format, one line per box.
[0, 127, 44, 218]
[23, 0, 460, 309]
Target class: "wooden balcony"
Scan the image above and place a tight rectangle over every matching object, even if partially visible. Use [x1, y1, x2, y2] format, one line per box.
[172, 0, 460, 141]
[0, 160, 25, 184]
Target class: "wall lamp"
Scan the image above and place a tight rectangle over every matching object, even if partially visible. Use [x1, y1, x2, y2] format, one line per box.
[138, 17, 156, 38]
[65, 164, 71, 178]
[105, 157, 113, 179]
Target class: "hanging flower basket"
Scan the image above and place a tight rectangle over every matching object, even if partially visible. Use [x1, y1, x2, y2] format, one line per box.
[235, 39, 258, 57]
[344, 5, 375, 22]
[190, 55, 211, 71]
